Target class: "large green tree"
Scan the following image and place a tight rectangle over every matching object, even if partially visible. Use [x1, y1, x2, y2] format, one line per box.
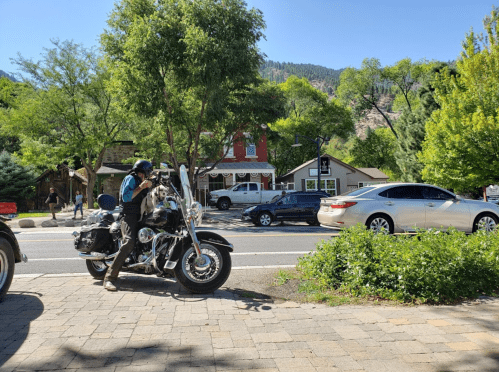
[268, 76, 354, 176]
[395, 63, 457, 182]
[101, 0, 285, 186]
[420, 7, 499, 194]
[350, 127, 400, 179]
[337, 58, 398, 138]
[0, 151, 36, 205]
[2, 40, 129, 206]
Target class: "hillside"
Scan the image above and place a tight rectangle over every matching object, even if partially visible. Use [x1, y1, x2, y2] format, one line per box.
[0, 70, 17, 82]
[259, 60, 397, 137]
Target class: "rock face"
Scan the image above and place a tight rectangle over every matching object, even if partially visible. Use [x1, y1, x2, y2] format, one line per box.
[18, 219, 35, 228]
[41, 220, 59, 228]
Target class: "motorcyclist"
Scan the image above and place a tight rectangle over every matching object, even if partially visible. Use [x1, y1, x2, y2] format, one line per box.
[103, 160, 153, 291]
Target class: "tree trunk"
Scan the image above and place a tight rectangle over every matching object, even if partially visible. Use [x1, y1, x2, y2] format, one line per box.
[483, 186, 488, 202]
[86, 170, 97, 209]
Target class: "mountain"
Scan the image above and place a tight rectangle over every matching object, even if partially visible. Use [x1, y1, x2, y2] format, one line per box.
[0, 70, 17, 82]
[259, 60, 344, 96]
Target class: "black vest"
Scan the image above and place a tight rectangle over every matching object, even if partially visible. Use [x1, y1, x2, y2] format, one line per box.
[120, 173, 148, 215]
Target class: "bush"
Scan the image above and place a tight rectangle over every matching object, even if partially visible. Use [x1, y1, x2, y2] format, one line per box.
[298, 224, 499, 303]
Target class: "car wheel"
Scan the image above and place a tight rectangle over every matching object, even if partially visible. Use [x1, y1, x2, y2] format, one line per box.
[0, 238, 15, 301]
[473, 213, 499, 232]
[257, 212, 273, 227]
[217, 198, 230, 211]
[366, 214, 394, 234]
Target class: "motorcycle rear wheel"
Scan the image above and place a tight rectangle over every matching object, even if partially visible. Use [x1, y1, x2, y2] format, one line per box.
[174, 242, 231, 294]
[86, 260, 108, 280]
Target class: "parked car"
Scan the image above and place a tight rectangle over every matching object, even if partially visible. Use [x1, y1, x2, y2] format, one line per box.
[0, 216, 28, 301]
[241, 191, 331, 227]
[317, 183, 499, 234]
[209, 182, 294, 210]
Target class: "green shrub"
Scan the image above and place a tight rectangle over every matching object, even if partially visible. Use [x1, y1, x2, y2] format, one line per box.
[298, 224, 499, 303]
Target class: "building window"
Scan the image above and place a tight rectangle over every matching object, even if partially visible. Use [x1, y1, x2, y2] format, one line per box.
[246, 141, 256, 156]
[305, 179, 336, 195]
[224, 145, 234, 157]
[209, 174, 225, 191]
[236, 174, 250, 183]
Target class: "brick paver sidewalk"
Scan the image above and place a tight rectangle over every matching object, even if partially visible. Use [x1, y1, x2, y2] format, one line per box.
[1, 270, 499, 371]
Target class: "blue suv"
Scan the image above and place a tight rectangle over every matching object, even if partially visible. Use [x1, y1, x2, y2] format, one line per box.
[241, 191, 330, 227]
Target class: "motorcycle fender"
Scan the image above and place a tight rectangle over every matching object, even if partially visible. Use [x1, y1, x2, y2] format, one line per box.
[169, 231, 233, 262]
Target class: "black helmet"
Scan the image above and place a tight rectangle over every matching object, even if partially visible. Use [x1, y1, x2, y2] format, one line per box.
[131, 160, 153, 177]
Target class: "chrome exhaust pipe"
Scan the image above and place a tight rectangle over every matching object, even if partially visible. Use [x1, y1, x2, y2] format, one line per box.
[78, 252, 118, 261]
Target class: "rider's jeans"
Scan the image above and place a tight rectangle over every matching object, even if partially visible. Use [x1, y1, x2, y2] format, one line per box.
[105, 213, 139, 281]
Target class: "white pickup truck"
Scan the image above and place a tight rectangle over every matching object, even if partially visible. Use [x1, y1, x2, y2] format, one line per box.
[209, 182, 292, 210]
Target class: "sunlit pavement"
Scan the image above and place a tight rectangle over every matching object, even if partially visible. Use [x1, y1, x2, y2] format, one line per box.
[2, 268, 499, 371]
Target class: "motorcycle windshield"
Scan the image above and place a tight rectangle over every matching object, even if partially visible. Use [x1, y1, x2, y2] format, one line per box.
[180, 165, 193, 209]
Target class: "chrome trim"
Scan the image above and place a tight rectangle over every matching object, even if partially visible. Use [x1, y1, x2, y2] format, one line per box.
[78, 251, 118, 261]
[21, 253, 28, 263]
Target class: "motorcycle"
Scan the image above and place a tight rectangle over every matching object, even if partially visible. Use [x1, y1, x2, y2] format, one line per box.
[72, 165, 233, 294]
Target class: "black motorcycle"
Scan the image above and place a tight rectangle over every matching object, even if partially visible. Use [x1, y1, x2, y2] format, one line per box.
[72, 165, 232, 294]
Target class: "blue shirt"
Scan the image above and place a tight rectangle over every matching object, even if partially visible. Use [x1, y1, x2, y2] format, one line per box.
[75, 194, 83, 205]
[120, 174, 139, 203]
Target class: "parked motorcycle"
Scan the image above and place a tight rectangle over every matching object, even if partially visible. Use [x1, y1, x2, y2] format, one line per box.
[72, 165, 233, 294]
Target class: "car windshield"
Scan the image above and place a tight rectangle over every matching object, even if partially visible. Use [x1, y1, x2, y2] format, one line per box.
[339, 186, 376, 197]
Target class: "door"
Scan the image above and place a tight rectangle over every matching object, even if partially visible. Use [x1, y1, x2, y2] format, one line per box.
[274, 194, 299, 220]
[297, 194, 318, 219]
[421, 186, 470, 230]
[378, 185, 426, 232]
[245, 183, 260, 203]
[230, 183, 248, 203]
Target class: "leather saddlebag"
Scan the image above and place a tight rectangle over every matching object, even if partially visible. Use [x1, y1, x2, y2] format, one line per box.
[75, 224, 112, 253]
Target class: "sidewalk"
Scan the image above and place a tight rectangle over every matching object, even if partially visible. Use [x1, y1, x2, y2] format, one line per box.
[2, 268, 499, 371]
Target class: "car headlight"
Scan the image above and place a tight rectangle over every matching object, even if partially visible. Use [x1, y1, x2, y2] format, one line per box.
[138, 228, 156, 243]
[246, 206, 256, 212]
[211, 194, 219, 198]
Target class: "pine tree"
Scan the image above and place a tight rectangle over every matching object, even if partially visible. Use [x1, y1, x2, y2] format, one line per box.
[0, 151, 36, 204]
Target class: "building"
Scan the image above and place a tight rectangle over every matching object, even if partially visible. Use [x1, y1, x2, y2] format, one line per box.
[275, 154, 389, 195]
[35, 164, 88, 210]
[96, 134, 276, 204]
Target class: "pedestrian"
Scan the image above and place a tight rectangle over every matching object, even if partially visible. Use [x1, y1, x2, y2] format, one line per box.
[73, 190, 83, 219]
[45, 187, 59, 220]
[103, 160, 153, 291]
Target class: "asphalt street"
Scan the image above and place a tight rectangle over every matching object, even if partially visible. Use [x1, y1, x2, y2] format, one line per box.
[12, 225, 338, 276]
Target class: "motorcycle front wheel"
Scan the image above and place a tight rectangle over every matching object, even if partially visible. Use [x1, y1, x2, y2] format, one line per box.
[174, 242, 231, 294]
[86, 260, 108, 280]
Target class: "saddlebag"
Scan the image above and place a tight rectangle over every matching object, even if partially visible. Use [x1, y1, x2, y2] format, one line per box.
[75, 224, 112, 253]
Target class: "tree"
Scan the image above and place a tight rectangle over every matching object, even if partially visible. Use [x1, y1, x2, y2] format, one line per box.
[101, 0, 285, 187]
[0, 77, 27, 153]
[2, 40, 129, 206]
[350, 127, 400, 179]
[420, 7, 499, 194]
[0, 151, 36, 204]
[267, 76, 354, 176]
[383, 58, 429, 112]
[337, 58, 398, 138]
[395, 63, 457, 182]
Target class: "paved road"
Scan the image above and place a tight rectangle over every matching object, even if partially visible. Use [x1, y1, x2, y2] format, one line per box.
[13, 225, 338, 276]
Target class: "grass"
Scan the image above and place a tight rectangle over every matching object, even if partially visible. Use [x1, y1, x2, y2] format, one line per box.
[17, 212, 51, 218]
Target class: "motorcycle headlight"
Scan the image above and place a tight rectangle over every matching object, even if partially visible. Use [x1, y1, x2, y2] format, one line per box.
[138, 228, 156, 243]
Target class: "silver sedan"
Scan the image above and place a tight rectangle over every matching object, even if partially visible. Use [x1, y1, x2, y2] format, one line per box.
[317, 183, 499, 234]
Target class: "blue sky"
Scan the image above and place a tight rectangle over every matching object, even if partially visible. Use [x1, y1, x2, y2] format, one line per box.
[0, 0, 496, 76]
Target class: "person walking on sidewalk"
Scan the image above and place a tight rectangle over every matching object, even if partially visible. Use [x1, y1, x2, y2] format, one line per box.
[103, 160, 153, 291]
[45, 187, 59, 220]
[73, 190, 83, 219]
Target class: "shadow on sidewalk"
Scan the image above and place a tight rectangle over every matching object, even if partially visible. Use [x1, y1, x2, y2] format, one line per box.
[0, 292, 44, 367]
